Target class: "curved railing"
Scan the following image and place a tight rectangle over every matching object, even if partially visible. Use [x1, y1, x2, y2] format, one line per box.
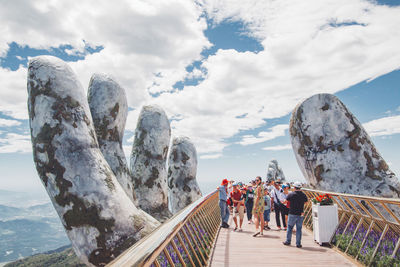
[302, 188, 400, 266]
[108, 190, 221, 267]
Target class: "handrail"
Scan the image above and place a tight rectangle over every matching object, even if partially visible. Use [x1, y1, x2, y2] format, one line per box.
[108, 190, 220, 267]
[302, 188, 400, 266]
[302, 188, 400, 204]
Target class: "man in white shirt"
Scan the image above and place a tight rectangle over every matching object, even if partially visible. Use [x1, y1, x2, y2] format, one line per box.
[270, 181, 287, 230]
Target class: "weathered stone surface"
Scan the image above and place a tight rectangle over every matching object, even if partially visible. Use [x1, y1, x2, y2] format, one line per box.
[290, 93, 400, 198]
[266, 159, 286, 182]
[168, 137, 202, 214]
[27, 56, 160, 267]
[87, 74, 137, 205]
[130, 105, 172, 221]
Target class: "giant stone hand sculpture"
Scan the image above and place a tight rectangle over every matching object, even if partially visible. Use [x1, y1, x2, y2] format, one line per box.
[168, 136, 202, 214]
[290, 93, 400, 198]
[266, 159, 286, 182]
[27, 56, 160, 266]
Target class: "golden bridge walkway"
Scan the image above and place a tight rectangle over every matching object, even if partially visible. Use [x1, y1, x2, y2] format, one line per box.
[109, 188, 400, 266]
[210, 214, 356, 267]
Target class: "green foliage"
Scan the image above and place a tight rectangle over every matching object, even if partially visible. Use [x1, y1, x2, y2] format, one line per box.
[333, 223, 400, 267]
[5, 247, 83, 267]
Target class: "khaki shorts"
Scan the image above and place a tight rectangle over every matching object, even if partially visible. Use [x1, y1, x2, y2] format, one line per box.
[233, 205, 245, 220]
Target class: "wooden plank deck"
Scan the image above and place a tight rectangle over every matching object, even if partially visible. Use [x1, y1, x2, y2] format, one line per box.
[210, 213, 357, 267]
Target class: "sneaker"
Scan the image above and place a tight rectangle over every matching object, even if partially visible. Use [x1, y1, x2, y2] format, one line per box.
[277, 227, 282, 230]
[222, 222, 229, 228]
[253, 232, 260, 237]
[248, 221, 251, 224]
[234, 227, 238, 231]
[238, 228, 243, 232]
[260, 232, 263, 236]
[283, 227, 287, 230]
[266, 226, 271, 230]
[283, 241, 291, 246]
[296, 244, 302, 248]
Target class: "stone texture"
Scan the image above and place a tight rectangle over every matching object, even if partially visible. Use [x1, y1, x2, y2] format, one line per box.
[27, 56, 160, 267]
[87, 73, 136, 205]
[168, 136, 202, 214]
[266, 159, 286, 182]
[290, 93, 400, 198]
[130, 105, 172, 221]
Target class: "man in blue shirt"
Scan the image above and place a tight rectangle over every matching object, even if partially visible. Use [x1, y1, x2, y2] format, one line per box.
[218, 179, 230, 228]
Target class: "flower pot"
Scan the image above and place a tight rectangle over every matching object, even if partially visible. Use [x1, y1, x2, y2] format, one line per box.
[312, 203, 338, 245]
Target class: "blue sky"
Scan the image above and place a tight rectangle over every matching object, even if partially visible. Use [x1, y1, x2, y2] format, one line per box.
[0, 0, 400, 196]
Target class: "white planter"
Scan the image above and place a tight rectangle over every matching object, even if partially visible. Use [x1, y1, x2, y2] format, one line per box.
[312, 203, 338, 245]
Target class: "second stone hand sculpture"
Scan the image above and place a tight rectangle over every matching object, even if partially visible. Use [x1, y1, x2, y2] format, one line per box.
[290, 93, 400, 198]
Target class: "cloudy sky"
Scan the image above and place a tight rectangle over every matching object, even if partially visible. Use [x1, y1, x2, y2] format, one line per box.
[0, 0, 400, 195]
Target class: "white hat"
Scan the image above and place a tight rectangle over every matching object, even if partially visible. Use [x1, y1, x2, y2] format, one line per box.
[293, 181, 302, 188]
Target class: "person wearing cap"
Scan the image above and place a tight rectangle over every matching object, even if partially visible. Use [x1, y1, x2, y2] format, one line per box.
[263, 186, 271, 230]
[283, 182, 308, 248]
[230, 183, 245, 231]
[218, 179, 230, 228]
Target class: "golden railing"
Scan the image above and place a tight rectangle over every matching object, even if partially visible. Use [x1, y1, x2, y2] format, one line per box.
[302, 188, 400, 266]
[108, 190, 221, 267]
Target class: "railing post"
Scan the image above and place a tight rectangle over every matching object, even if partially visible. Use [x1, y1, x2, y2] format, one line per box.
[368, 224, 389, 267]
[356, 220, 375, 260]
[345, 217, 364, 254]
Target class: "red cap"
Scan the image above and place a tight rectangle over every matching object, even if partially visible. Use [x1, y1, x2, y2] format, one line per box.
[221, 179, 228, 185]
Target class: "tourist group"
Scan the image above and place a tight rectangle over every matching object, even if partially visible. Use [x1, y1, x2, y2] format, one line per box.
[218, 177, 308, 248]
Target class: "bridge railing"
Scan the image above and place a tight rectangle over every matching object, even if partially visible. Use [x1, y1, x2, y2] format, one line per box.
[108, 190, 221, 267]
[302, 188, 400, 266]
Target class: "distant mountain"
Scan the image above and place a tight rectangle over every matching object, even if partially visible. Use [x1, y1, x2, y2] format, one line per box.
[0, 202, 58, 222]
[0, 190, 49, 208]
[4, 245, 83, 267]
[0, 206, 23, 221]
[0, 218, 70, 263]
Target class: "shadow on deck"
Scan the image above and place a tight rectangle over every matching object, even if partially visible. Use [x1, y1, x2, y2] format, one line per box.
[210, 213, 357, 267]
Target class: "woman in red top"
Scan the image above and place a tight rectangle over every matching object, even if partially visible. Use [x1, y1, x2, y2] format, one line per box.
[230, 183, 245, 231]
[282, 184, 290, 230]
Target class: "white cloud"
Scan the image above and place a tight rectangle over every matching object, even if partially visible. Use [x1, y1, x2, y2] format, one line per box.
[0, 66, 28, 119]
[154, 0, 400, 156]
[0, 0, 210, 119]
[0, 133, 31, 153]
[0, 118, 21, 127]
[122, 145, 132, 162]
[1, 0, 400, 159]
[363, 115, 400, 137]
[200, 153, 222, 159]
[262, 144, 292, 151]
[239, 124, 288, 146]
